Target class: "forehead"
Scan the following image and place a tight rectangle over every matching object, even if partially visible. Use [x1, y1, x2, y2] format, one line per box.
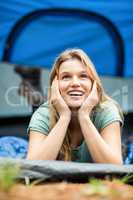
[59, 59, 87, 74]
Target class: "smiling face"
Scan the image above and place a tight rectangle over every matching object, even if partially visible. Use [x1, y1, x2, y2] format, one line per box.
[58, 58, 92, 110]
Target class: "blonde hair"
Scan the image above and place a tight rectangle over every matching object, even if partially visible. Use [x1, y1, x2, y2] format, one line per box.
[48, 48, 123, 160]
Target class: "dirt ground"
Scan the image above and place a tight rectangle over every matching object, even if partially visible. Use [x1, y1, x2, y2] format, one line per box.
[0, 180, 133, 200]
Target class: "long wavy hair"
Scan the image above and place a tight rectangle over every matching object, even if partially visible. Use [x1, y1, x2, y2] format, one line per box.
[47, 48, 123, 161]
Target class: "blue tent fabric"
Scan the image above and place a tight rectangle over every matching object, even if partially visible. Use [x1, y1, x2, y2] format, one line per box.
[3, 12, 123, 76]
[0, 0, 133, 76]
[124, 142, 133, 164]
[0, 136, 28, 159]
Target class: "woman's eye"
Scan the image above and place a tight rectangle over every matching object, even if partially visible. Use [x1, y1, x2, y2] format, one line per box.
[80, 74, 88, 78]
[62, 75, 71, 80]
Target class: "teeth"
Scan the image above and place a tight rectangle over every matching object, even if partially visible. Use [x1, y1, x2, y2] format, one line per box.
[68, 91, 84, 96]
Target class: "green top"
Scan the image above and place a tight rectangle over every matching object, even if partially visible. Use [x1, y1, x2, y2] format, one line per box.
[27, 100, 123, 163]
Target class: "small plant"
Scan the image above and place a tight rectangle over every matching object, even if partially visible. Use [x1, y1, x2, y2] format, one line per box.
[112, 174, 133, 184]
[30, 178, 46, 186]
[81, 178, 110, 196]
[0, 161, 20, 192]
[120, 174, 133, 184]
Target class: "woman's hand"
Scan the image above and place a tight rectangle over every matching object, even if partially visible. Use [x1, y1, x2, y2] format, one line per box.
[50, 76, 71, 119]
[78, 81, 99, 117]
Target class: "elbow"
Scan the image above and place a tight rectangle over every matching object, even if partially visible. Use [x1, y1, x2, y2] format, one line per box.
[26, 152, 40, 160]
[26, 152, 56, 160]
[96, 157, 123, 165]
[116, 154, 123, 165]
[26, 153, 34, 160]
[114, 160, 123, 165]
[112, 156, 123, 165]
[117, 158, 123, 165]
[109, 153, 123, 165]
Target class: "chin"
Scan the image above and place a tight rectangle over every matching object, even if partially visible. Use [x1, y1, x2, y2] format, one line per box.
[67, 101, 83, 109]
[64, 96, 85, 109]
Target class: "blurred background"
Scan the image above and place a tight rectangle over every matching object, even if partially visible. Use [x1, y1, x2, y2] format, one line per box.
[0, 0, 133, 161]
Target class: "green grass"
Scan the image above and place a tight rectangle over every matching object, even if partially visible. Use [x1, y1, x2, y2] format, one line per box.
[82, 178, 110, 196]
[112, 174, 133, 184]
[0, 161, 20, 192]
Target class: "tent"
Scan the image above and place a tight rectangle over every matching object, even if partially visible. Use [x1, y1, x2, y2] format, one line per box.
[0, 0, 133, 76]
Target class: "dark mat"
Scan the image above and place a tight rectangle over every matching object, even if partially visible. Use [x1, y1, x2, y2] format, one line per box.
[0, 158, 133, 183]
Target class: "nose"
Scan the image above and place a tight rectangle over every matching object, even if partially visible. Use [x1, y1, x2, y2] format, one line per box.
[71, 76, 80, 86]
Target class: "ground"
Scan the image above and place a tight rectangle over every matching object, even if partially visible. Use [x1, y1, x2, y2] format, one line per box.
[0, 180, 133, 200]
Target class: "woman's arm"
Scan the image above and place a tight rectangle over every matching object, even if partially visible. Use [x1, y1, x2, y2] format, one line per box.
[78, 81, 123, 164]
[79, 115, 123, 164]
[27, 76, 71, 160]
[27, 115, 70, 160]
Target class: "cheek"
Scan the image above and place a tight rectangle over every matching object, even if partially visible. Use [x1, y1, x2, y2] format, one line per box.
[82, 80, 92, 93]
[58, 80, 68, 95]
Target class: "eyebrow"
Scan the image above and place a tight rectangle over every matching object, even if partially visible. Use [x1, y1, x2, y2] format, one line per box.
[60, 70, 88, 75]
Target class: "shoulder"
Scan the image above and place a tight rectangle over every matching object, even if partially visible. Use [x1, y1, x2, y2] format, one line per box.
[33, 101, 50, 118]
[95, 100, 121, 113]
[36, 101, 49, 112]
[92, 100, 123, 132]
[27, 101, 50, 134]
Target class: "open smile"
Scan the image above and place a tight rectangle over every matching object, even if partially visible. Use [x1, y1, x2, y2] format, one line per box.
[67, 90, 84, 97]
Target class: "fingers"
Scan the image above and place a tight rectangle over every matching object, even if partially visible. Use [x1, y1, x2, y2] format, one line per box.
[51, 76, 57, 88]
[51, 76, 60, 95]
[86, 81, 99, 103]
[50, 76, 61, 105]
[52, 76, 58, 88]
[91, 80, 97, 92]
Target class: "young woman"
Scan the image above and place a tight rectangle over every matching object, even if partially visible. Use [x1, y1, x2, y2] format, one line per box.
[27, 48, 123, 164]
